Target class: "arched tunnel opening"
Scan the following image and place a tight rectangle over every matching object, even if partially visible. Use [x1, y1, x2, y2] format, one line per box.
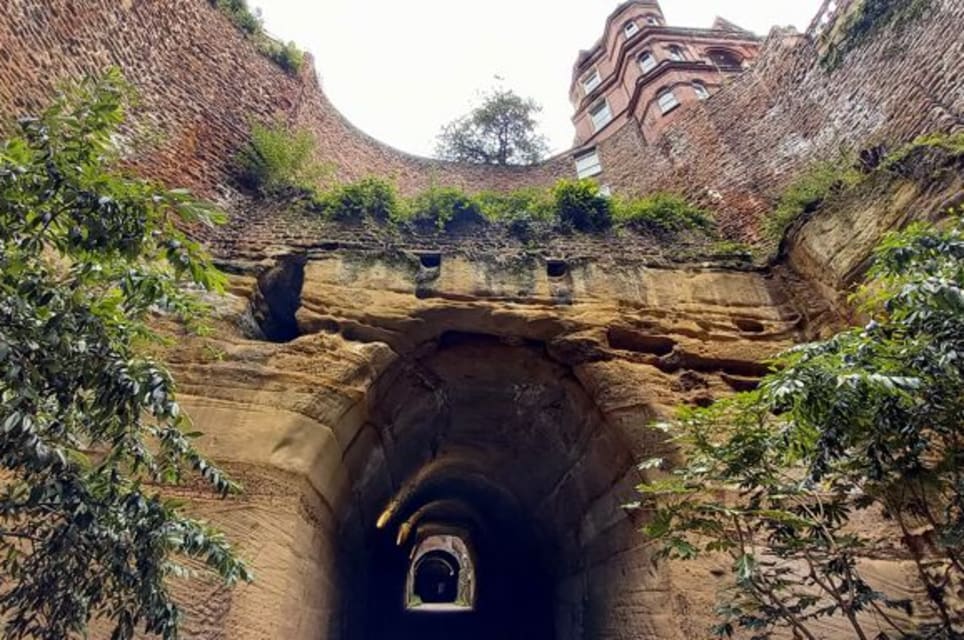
[411, 550, 460, 605]
[331, 331, 643, 640]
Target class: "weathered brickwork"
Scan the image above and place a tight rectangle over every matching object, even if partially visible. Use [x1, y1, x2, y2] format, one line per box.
[0, 0, 571, 201]
[1, 0, 961, 242]
[596, 0, 964, 237]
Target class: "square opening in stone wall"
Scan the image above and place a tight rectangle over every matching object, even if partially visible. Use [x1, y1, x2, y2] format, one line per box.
[546, 260, 568, 279]
[418, 253, 442, 269]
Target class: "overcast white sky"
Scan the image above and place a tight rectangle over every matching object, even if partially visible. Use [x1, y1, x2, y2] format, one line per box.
[252, 1, 823, 157]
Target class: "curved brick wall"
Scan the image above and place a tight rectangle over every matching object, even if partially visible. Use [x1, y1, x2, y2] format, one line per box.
[0, 0, 962, 240]
[0, 0, 571, 198]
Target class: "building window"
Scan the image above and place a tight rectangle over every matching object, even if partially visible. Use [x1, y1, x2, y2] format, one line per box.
[708, 49, 743, 68]
[581, 69, 601, 94]
[657, 89, 679, 114]
[693, 81, 709, 100]
[638, 52, 657, 73]
[589, 100, 612, 131]
[623, 20, 639, 38]
[574, 148, 602, 179]
[644, 15, 660, 26]
[668, 45, 685, 61]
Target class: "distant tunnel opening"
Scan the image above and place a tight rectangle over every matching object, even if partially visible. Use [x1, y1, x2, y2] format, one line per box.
[331, 332, 646, 640]
[412, 551, 459, 605]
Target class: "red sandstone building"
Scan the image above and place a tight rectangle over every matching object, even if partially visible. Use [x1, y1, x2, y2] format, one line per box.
[570, 0, 761, 179]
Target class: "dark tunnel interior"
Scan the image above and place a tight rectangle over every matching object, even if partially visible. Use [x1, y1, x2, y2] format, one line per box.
[332, 332, 638, 640]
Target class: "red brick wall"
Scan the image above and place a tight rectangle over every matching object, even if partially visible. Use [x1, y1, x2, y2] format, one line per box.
[594, 0, 964, 238]
[0, 0, 961, 242]
[0, 0, 571, 199]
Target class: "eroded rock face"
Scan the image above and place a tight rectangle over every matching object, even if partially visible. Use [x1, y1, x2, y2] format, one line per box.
[155, 251, 807, 639]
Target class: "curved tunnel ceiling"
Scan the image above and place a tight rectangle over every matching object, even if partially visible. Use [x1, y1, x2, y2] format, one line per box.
[333, 331, 644, 639]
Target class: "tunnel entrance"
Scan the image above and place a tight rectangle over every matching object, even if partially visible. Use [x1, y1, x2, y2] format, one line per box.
[407, 535, 475, 610]
[412, 551, 459, 604]
[334, 332, 641, 640]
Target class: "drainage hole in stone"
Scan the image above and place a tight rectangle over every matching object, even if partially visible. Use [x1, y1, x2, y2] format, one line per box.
[734, 318, 765, 333]
[546, 260, 568, 279]
[419, 253, 442, 269]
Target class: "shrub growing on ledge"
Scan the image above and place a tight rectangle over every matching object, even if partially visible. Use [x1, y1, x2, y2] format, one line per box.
[235, 121, 329, 196]
[211, 0, 263, 36]
[553, 179, 613, 232]
[320, 177, 399, 223]
[211, 0, 306, 76]
[764, 160, 861, 244]
[405, 186, 487, 230]
[259, 40, 305, 75]
[613, 193, 714, 234]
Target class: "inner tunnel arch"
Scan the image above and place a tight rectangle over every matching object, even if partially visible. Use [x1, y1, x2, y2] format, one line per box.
[327, 330, 658, 640]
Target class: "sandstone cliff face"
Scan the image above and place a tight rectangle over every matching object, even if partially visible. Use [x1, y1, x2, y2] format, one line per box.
[2, 1, 962, 638]
[153, 253, 803, 639]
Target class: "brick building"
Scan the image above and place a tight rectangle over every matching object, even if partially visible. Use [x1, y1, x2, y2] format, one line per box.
[570, 0, 762, 179]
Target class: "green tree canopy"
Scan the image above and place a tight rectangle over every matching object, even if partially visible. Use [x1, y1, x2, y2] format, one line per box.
[0, 70, 250, 639]
[639, 215, 964, 639]
[435, 88, 550, 166]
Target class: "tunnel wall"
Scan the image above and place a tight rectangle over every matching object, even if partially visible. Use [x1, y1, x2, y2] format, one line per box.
[1, 0, 962, 241]
[150, 252, 810, 640]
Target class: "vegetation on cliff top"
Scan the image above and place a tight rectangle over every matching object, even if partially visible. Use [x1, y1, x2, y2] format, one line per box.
[820, 0, 932, 71]
[235, 121, 719, 241]
[0, 71, 249, 639]
[209, 0, 306, 75]
[638, 214, 964, 638]
[764, 131, 964, 249]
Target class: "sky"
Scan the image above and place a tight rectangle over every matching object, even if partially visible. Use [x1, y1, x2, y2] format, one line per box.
[252, 1, 824, 157]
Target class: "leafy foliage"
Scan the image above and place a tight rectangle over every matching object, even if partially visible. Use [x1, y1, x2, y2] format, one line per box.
[302, 175, 716, 241]
[259, 40, 305, 75]
[640, 215, 964, 638]
[552, 179, 613, 232]
[209, 0, 306, 75]
[764, 160, 861, 245]
[708, 240, 755, 262]
[613, 193, 714, 234]
[881, 132, 964, 172]
[210, 0, 263, 35]
[0, 70, 251, 639]
[235, 121, 329, 196]
[318, 177, 399, 223]
[403, 186, 487, 230]
[820, 0, 931, 71]
[476, 189, 554, 240]
[435, 88, 550, 166]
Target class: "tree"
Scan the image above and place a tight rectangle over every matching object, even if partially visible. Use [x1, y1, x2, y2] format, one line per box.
[435, 88, 550, 166]
[638, 215, 964, 638]
[0, 70, 251, 639]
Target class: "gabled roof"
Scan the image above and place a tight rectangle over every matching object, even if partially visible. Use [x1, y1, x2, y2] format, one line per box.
[712, 16, 755, 35]
[574, 0, 663, 70]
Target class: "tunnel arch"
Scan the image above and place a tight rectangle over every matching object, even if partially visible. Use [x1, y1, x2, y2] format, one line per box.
[412, 550, 459, 604]
[328, 329, 657, 640]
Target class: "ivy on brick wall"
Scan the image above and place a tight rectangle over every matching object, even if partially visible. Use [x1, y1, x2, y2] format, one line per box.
[764, 132, 964, 251]
[820, 0, 931, 71]
[209, 0, 306, 75]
